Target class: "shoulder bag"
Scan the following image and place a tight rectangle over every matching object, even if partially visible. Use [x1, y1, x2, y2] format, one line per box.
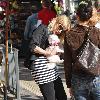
[74, 27, 100, 75]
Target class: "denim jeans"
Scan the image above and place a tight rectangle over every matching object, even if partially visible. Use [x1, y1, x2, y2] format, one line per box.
[71, 74, 100, 100]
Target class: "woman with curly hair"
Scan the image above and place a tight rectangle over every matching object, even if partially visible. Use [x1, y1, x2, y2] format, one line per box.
[89, 5, 100, 29]
[48, 15, 71, 44]
[64, 0, 100, 100]
[38, 0, 57, 26]
[48, 15, 71, 63]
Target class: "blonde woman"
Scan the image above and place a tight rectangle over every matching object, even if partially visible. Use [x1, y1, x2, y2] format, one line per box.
[48, 15, 71, 64]
[48, 15, 71, 44]
[89, 6, 100, 29]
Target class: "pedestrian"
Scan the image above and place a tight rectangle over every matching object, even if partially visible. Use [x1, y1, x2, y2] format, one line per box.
[48, 15, 71, 62]
[29, 15, 67, 100]
[45, 34, 64, 69]
[23, 3, 41, 59]
[64, 1, 100, 100]
[24, 6, 40, 40]
[48, 15, 71, 44]
[88, 4, 100, 29]
[38, 0, 57, 26]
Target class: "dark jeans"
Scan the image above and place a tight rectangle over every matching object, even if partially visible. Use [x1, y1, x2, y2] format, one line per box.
[71, 74, 100, 100]
[39, 77, 67, 100]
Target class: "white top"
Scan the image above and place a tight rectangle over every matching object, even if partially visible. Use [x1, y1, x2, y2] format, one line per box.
[95, 22, 100, 29]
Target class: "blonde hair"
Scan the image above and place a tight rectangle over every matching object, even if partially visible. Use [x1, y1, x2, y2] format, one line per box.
[48, 15, 71, 33]
[48, 15, 71, 43]
[88, 7, 100, 26]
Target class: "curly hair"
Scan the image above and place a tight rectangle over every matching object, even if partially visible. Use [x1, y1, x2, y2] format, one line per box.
[77, 0, 93, 22]
[88, 7, 100, 26]
[48, 15, 71, 33]
[48, 15, 71, 43]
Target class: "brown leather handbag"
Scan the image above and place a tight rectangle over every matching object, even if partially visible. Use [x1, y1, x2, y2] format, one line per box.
[74, 29, 100, 75]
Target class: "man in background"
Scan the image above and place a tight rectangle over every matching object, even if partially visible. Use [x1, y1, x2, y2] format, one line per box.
[38, 0, 57, 26]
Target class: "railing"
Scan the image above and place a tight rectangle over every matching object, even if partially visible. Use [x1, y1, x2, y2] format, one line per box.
[0, 44, 20, 100]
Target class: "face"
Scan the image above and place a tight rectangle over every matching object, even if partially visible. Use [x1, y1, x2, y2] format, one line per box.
[53, 24, 63, 34]
[92, 7, 99, 21]
[92, 7, 97, 16]
[89, 7, 98, 25]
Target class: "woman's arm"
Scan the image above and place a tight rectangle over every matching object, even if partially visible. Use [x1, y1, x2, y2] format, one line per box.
[29, 25, 57, 57]
[64, 36, 73, 88]
[33, 46, 52, 56]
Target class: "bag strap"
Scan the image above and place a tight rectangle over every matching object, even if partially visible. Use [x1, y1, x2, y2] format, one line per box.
[84, 26, 93, 41]
[80, 26, 93, 47]
[73, 27, 91, 63]
[76, 27, 89, 53]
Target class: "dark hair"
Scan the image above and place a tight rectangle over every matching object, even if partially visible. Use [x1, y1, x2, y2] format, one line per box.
[94, 1, 99, 9]
[77, 0, 93, 22]
[30, 6, 38, 13]
[31, 1, 42, 13]
[42, 0, 51, 8]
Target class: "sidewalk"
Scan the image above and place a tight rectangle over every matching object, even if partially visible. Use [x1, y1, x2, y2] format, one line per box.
[19, 58, 71, 100]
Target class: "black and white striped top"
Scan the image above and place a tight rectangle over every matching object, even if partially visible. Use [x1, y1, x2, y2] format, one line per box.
[31, 56, 59, 85]
[29, 24, 59, 84]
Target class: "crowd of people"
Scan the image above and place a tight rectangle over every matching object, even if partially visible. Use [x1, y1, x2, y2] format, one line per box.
[24, 0, 100, 100]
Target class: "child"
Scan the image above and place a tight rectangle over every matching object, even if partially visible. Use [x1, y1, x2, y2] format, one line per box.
[46, 34, 64, 69]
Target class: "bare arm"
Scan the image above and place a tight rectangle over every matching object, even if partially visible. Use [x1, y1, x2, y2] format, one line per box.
[33, 46, 52, 57]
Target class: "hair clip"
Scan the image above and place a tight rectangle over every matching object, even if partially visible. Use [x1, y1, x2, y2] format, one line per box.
[79, 1, 88, 5]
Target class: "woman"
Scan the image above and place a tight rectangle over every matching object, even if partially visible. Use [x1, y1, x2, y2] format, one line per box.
[48, 15, 71, 62]
[64, 1, 100, 100]
[89, 5, 100, 29]
[38, 0, 57, 26]
[48, 15, 71, 44]
[29, 15, 67, 100]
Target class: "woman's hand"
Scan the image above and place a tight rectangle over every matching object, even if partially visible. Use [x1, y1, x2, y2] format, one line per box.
[45, 49, 57, 57]
[34, 46, 57, 57]
[45, 47, 57, 57]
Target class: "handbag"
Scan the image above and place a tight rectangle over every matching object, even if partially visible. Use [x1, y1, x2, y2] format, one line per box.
[74, 28, 100, 75]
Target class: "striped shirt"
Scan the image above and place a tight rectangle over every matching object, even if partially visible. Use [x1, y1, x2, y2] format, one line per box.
[31, 56, 59, 84]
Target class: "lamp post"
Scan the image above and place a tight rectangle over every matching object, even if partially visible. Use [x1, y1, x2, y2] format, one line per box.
[4, 0, 9, 99]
